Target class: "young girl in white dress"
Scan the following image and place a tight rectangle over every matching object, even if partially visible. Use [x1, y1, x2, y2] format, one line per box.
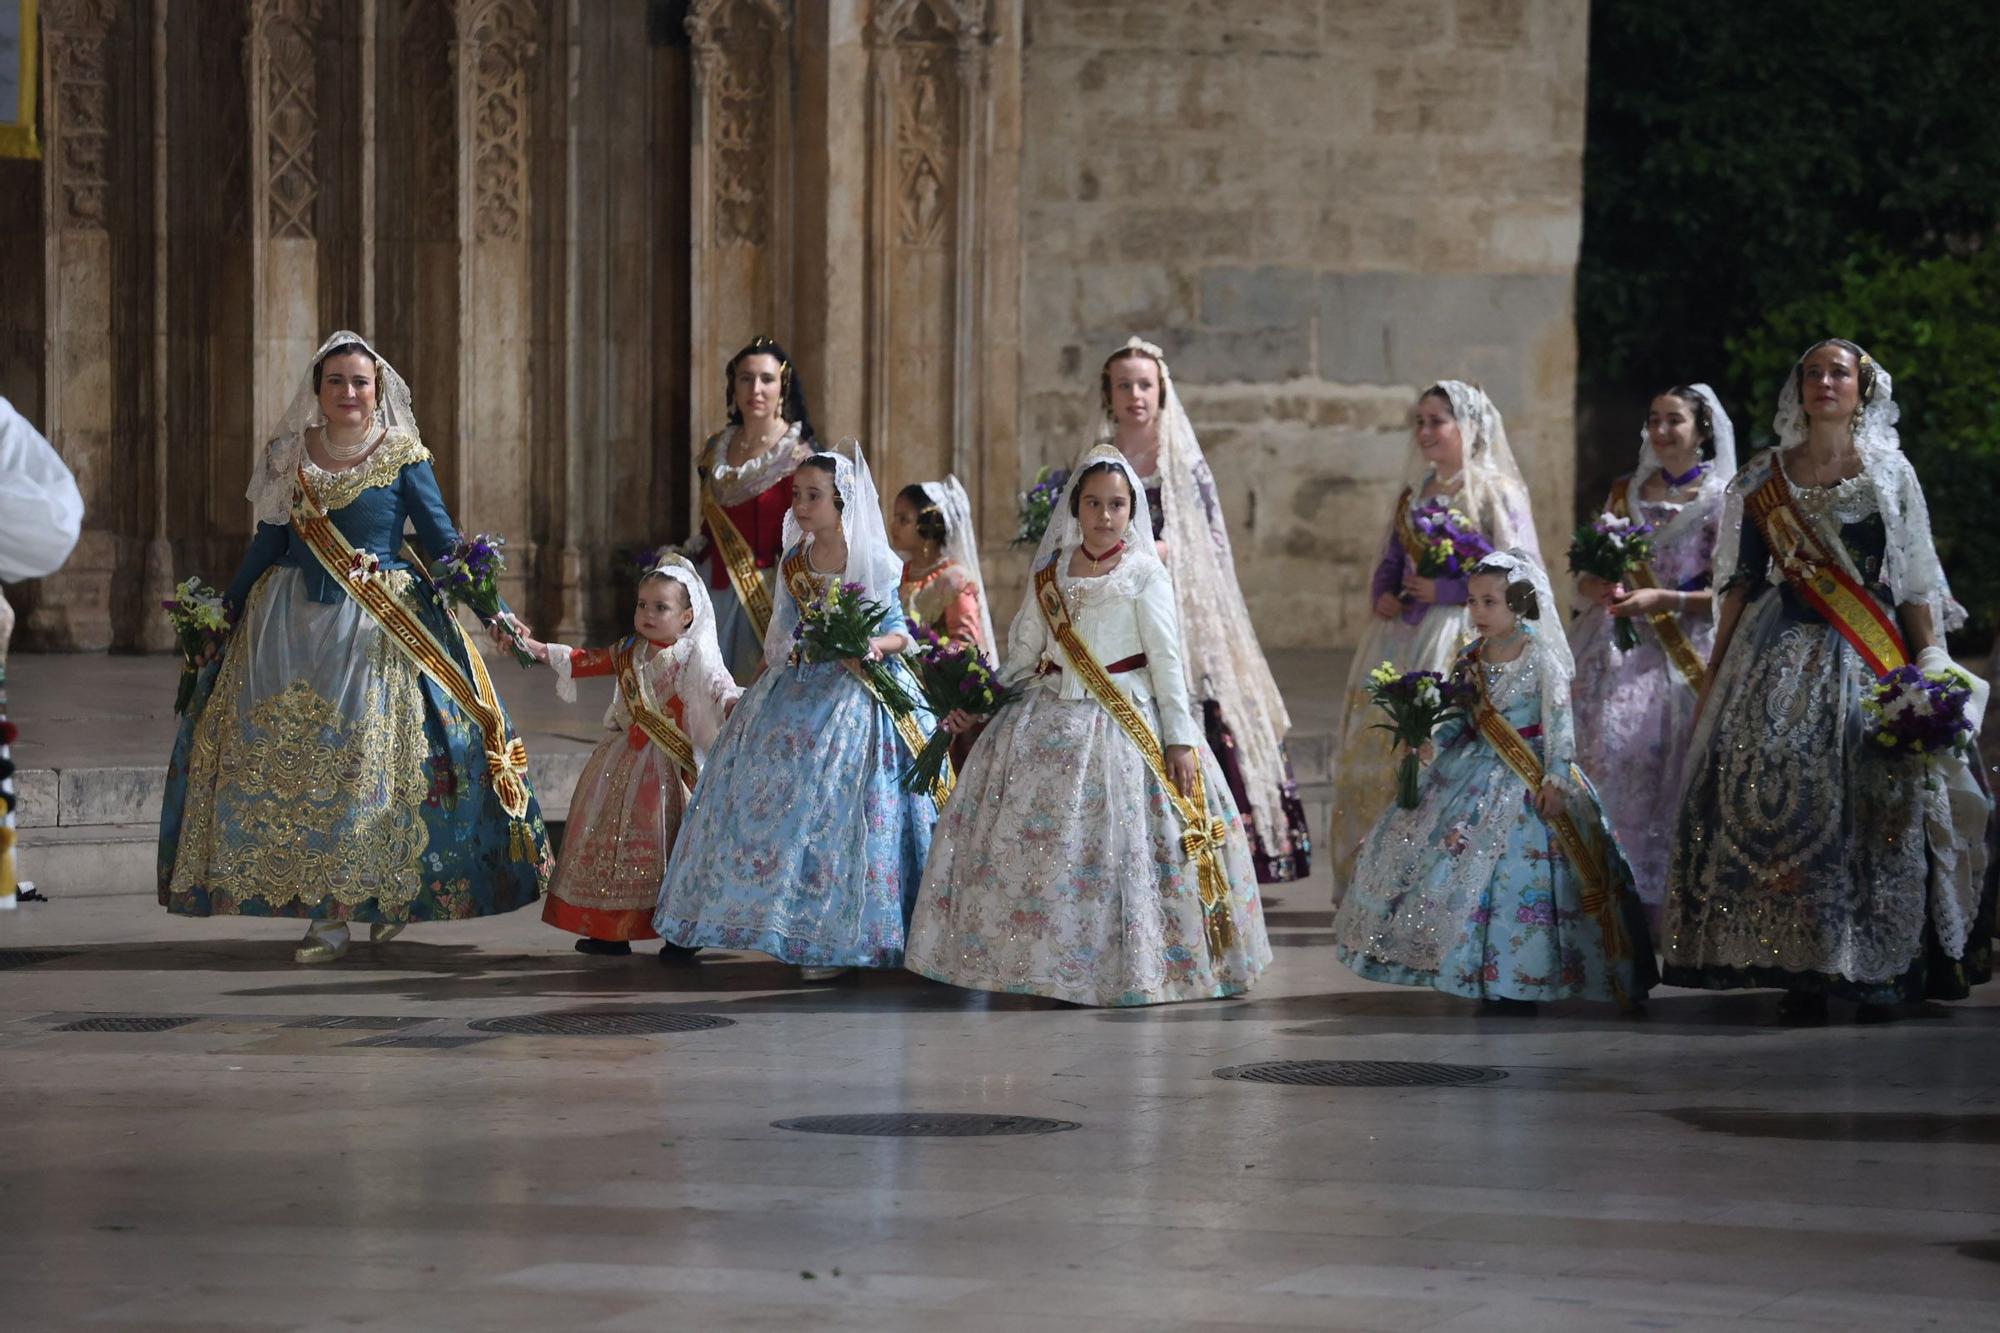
[904, 445, 1271, 1006]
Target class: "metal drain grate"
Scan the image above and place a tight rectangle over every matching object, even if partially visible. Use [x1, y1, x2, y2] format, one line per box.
[341, 1033, 494, 1049]
[1214, 1060, 1506, 1088]
[284, 1015, 429, 1031]
[53, 1015, 199, 1034]
[773, 1113, 1080, 1138]
[0, 950, 80, 971]
[467, 1011, 734, 1037]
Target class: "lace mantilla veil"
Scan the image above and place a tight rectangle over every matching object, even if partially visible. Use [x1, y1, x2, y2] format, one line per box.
[1469, 547, 1579, 794]
[917, 474, 998, 654]
[1710, 343, 1965, 634]
[247, 330, 420, 526]
[1402, 380, 1531, 539]
[650, 554, 734, 751]
[1095, 337, 1293, 843]
[1634, 384, 1737, 514]
[763, 440, 907, 669]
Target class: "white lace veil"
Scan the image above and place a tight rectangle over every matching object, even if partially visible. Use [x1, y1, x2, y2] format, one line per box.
[764, 440, 907, 668]
[916, 474, 998, 654]
[1470, 547, 1579, 790]
[247, 330, 419, 526]
[1095, 337, 1293, 844]
[1402, 381, 1529, 540]
[1712, 341, 1964, 632]
[649, 554, 733, 753]
[1031, 443, 1164, 584]
[1635, 383, 1737, 501]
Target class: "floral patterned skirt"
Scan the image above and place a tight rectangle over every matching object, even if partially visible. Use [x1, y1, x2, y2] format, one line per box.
[544, 730, 687, 941]
[653, 659, 937, 968]
[904, 689, 1271, 1007]
[1331, 725, 1655, 1005]
[158, 567, 551, 923]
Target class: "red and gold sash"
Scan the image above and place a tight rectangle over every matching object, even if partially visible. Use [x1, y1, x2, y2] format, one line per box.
[1607, 478, 1706, 693]
[1743, 462, 1908, 675]
[1392, 486, 1421, 557]
[1465, 645, 1629, 1006]
[702, 485, 775, 641]
[614, 636, 698, 790]
[289, 465, 533, 825]
[1033, 561, 1236, 957]
[781, 552, 953, 804]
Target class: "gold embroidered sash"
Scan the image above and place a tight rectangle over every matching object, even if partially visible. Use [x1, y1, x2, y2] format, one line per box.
[781, 552, 953, 805]
[1392, 486, 1421, 557]
[614, 636, 698, 789]
[1743, 463, 1908, 676]
[1607, 478, 1707, 693]
[1033, 562, 1236, 957]
[289, 465, 532, 821]
[702, 486, 775, 642]
[1465, 646, 1629, 1006]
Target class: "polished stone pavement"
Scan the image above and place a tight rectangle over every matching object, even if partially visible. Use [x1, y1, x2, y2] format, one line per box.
[3, 878, 1998, 1332]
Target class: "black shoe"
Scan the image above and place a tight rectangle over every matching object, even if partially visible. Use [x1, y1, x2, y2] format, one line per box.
[657, 942, 703, 965]
[574, 938, 632, 957]
[1776, 991, 1827, 1025]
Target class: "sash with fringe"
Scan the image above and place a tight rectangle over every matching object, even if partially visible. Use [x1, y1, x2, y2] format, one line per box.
[1607, 478, 1707, 693]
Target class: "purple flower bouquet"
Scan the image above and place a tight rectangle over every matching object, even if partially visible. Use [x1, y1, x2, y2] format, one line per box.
[1407, 500, 1493, 579]
[1366, 662, 1474, 809]
[1863, 666, 1976, 759]
[1013, 465, 1070, 546]
[1567, 513, 1656, 651]
[436, 532, 535, 666]
[897, 625, 1021, 795]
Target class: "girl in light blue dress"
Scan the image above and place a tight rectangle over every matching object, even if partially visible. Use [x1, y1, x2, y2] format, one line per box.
[1331, 550, 1655, 1013]
[654, 446, 940, 981]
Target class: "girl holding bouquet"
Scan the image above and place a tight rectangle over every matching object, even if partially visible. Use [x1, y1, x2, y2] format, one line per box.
[501, 557, 739, 956]
[653, 448, 940, 982]
[159, 331, 551, 964]
[903, 446, 1271, 1007]
[1328, 382, 1541, 901]
[1665, 341, 1992, 1021]
[1331, 551, 1655, 1012]
[1568, 386, 1736, 922]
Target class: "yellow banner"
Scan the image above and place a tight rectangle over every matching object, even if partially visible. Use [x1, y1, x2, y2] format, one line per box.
[702, 489, 775, 642]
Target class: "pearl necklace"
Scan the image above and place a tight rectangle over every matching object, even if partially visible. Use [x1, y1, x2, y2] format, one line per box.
[321, 422, 384, 463]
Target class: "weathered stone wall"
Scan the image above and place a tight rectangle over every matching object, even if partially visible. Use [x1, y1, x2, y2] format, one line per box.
[1010, 0, 1587, 647]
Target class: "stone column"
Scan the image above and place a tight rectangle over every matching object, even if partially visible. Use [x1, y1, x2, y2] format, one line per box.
[31, 0, 121, 650]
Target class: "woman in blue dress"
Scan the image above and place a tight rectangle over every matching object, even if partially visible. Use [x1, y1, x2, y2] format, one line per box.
[654, 445, 940, 982]
[1331, 550, 1656, 1012]
[159, 331, 552, 963]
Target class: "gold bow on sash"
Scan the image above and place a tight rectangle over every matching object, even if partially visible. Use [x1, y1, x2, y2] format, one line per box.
[1743, 463, 1908, 676]
[1465, 646, 1629, 1006]
[781, 552, 953, 805]
[1607, 478, 1707, 694]
[614, 636, 699, 790]
[1033, 562, 1236, 957]
[289, 466, 533, 823]
[702, 487, 776, 642]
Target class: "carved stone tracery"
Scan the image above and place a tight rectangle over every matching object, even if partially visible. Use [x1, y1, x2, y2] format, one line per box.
[466, 0, 538, 243]
[43, 0, 117, 230]
[255, 0, 324, 240]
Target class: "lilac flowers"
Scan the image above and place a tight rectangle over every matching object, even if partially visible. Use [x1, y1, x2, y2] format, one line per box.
[899, 625, 1019, 795]
[1407, 500, 1493, 578]
[1013, 466, 1070, 546]
[1567, 513, 1656, 651]
[1864, 667, 1976, 758]
[436, 533, 535, 666]
[1366, 663, 1474, 809]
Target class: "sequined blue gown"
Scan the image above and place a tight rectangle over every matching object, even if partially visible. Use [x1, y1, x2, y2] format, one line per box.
[1331, 638, 1656, 1005]
[653, 548, 939, 967]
